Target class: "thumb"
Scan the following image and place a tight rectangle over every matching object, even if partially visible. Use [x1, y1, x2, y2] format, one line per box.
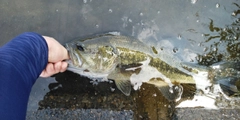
[43, 36, 69, 63]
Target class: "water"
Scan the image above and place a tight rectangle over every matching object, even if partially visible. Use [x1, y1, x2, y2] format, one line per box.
[0, 0, 239, 119]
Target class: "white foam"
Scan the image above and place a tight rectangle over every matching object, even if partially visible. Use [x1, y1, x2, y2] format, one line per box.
[176, 95, 218, 109]
[211, 65, 220, 69]
[129, 57, 173, 90]
[192, 71, 212, 94]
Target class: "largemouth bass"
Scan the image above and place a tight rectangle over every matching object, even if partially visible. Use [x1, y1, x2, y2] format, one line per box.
[65, 34, 202, 101]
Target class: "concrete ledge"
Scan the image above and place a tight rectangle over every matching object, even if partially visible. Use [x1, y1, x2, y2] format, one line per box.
[26, 108, 134, 120]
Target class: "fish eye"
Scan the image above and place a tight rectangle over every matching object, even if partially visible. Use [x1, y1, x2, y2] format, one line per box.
[76, 44, 84, 51]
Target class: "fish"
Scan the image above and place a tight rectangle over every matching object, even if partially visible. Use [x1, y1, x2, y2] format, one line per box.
[65, 33, 201, 101]
[208, 62, 240, 98]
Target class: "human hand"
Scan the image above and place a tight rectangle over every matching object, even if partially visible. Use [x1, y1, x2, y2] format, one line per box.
[40, 36, 69, 77]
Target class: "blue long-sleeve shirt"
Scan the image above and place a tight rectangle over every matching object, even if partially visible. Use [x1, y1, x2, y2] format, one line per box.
[0, 32, 48, 120]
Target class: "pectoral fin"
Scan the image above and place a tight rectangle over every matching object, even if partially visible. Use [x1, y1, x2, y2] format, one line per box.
[108, 66, 137, 96]
[115, 79, 131, 96]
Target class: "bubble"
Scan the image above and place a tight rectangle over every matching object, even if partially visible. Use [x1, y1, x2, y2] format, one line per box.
[56, 9, 58, 12]
[236, 18, 240, 23]
[232, 12, 236, 16]
[95, 24, 99, 28]
[169, 87, 173, 93]
[216, 3, 220, 8]
[157, 11, 160, 14]
[236, 27, 239, 31]
[108, 80, 113, 83]
[110, 87, 115, 92]
[139, 12, 143, 16]
[203, 47, 208, 52]
[222, 28, 227, 32]
[173, 47, 178, 53]
[191, 0, 198, 4]
[140, 21, 145, 25]
[128, 19, 132, 22]
[83, 0, 87, 3]
[234, 36, 238, 40]
[213, 47, 217, 51]
[108, 9, 112, 13]
[177, 34, 182, 40]
[196, 20, 199, 22]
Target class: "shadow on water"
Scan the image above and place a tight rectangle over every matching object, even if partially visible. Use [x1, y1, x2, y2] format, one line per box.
[38, 71, 195, 120]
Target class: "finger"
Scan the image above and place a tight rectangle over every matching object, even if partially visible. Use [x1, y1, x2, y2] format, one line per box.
[40, 63, 55, 77]
[54, 62, 62, 73]
[40, 70, 47, 77]
[46, 63, 55, 74]
[60, 62, 68, 72]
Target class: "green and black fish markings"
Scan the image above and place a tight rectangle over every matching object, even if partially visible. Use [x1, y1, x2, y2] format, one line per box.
[65, 34, 199, 101]
[65, 34, 240, 103]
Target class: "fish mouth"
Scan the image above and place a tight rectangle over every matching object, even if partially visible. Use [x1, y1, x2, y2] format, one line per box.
[66, 43, 83, 67]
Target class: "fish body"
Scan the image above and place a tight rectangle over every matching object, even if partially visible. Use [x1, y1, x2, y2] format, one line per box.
[65, 34, 198, 100]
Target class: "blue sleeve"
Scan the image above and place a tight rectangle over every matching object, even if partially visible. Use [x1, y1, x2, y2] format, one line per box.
[0, 32, 48, 120]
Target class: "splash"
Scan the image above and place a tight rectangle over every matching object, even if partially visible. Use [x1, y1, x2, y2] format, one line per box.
[129, 58, 173, 90]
